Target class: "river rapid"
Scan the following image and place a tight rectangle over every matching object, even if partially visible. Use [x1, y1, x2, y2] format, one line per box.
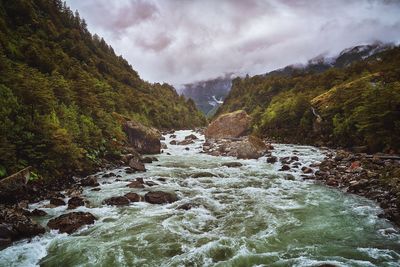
[0, 130, 399, 267]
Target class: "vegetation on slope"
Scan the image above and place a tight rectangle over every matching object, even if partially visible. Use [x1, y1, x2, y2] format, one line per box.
[217, 45, 400, 153]
[0, 0, 206, 180]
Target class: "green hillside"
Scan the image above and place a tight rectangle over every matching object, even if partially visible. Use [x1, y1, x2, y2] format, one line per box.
[0, 0, 206, 180]
[216, 46, 400, 153]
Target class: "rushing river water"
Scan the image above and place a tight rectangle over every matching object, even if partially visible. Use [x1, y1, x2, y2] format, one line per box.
[1, 130, 400, 267]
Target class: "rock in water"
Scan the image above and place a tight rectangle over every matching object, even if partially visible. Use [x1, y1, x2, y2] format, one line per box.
[205, 110, 250, 139]
[144, 191, 178, 204]
[129, 159, 146, 172]
[124, 192, 142, 202]
[228, 136, 267, 159]
[80, 176, 99, 187]
[49, 197, 65, 207]
[123, 120, 161, 154]
[67, 197, 85, 209]
[47, 212, 96, 234]
[102, 196, 130, 206]
[222, 162, 243, 168]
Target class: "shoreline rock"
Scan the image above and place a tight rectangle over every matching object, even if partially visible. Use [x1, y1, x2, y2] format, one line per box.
[314, 149, 400, 226]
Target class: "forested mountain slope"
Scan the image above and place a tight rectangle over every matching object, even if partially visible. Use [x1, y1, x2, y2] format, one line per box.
[216, 45, 400, 153]
[0, 0, 206, 179]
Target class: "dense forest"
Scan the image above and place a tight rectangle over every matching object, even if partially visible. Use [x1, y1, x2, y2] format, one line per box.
[216, 44, 400, 153]
[0, 0, 206, 180]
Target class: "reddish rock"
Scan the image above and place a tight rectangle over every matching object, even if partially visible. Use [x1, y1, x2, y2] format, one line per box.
[144, 191, 178, 204]
[126, 181, 145, 189]
[47, 212, 96, 234]
[124, 192, 142, 202]
[102, 196, 130, 206]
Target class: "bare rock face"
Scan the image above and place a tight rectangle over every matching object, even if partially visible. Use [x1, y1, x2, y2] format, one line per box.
[205, 110, 251, 140]
[47, 212, 96, 234]
[123, 120, 161, 154]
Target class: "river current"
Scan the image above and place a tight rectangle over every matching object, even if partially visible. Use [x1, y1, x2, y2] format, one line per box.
[0, 130, 399, 267]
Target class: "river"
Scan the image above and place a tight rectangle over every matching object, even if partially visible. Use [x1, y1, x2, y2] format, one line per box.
[0, 130, 399, 267]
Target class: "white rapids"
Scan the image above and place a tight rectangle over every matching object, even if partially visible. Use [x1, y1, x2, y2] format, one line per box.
[0, 130, 399, 267]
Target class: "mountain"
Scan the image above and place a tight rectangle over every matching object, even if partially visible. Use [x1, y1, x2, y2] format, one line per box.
[180, 75, 232, 117]
[0, 0, 206, 180]
[216, 43, 400, 153]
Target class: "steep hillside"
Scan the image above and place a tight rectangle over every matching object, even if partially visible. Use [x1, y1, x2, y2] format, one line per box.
[0, 0, 206, 180]
[217, 45, 400, 153]
[180, 76, 232, 117]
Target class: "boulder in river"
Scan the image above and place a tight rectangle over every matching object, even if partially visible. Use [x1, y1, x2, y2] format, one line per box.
[185, 134, 198, 140]
[47, 212, 96, 234]
[30, 209, 47, 217]
[103, 196, 130, 206]
[129, 159, 146, 172]
[126, 180, 145, 189]
[124, 192, 142, 202]
[123, 120, 161, 154]
[233, 136, 267, 159]
[80, 176, 99, 187]
[67, 197, 85, 209]
[191, 172, 217, 178]
[50, 197, 65, 207]
[222, 162, 243, 168]
[144, 191, 178, 204]
[205, 110, 251, 140]
[178, 139, 194, 145]
[267, 156, 278, 164]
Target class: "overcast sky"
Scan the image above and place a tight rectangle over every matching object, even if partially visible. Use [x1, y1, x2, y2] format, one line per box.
[66, 0, 400, 87]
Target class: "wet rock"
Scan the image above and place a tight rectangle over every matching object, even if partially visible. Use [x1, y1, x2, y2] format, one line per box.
[0, 208, 45, 246]
[145, 181, 158, 187]
[291, 156, 299, 161]
[177, 203, 193, 210]
[140, 157, 154, 163]
[102, 172, 115, 178]
[30, 209, 47, 217]
[157, 178, 166, 182]
[178, 139, 194, 145]
[123, 120, 161, 154]
[284, 174, 296, 181]
[185, 147, 190, 151]
[279, 165, 291, 171]
[169, 140, 177, 145]
[126, 181, 145, 189]
[124, 192, 142, 202]
[185, 134, 198, 140]
[144, 191, 178, 204]
[235, 136, 267, 159]
[47, 212, 96, 234]
[205, 110, 250, 139]
[326, 178, 338, 186]
[91, 188, 101, 191]
[161, 142, 168, 149]
[129, 159, 146, 172]
[170, 134, 177, 138]
[80, 176, 99, 187]
[222, 162, 243, 168]
[191, 172, 217, 178]
[67, 197, 85, 209]
[267, 156, 278, 164]
[103, 196, 130, 206]
[160, 136, 165, 140]
[301, 167, 313, 174]
[49, 197, 65, 207]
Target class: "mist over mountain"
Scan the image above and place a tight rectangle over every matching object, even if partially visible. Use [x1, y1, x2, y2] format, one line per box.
[180, 75, 233, 117]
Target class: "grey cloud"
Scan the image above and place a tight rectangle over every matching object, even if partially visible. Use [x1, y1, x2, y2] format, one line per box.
[67, 0, 400, 86]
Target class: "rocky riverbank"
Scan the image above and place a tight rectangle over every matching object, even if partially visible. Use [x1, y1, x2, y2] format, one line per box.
[314, 149, 400, 226]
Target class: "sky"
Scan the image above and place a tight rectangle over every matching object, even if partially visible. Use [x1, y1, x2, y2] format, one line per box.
[66, 0, 400, 87]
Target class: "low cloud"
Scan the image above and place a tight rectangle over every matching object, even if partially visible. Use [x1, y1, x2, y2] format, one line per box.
[67, 0, 400, 86]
